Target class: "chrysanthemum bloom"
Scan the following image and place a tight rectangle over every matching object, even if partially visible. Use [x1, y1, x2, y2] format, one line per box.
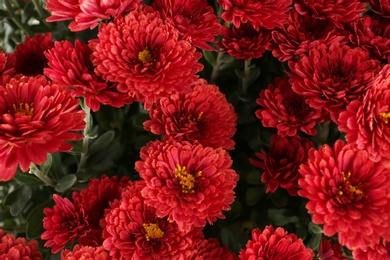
[294, 0, 366, 28]
[0, 52, 15, 77]
[346, 15, 390, 61]
[0, 229, 42, 259]
[352, 237, 390, 260]
[89, 5, 203, 108]
[189, 238, 238, 260]
[298, 140, 390, 250]
[317, 240, 348, 260]
[268, 9, 347, 62]
[0, 75, 85, 181]
[144, 79, 237, 150]
[152, 0, 221, 50]
[338, 65, 390, 167]
[42, 194, 90, 254]
[239, 226, 314, 260]
[369, 0, 390, 18]
[289, 42, 381, 123]
[219, 23, 271, 60]
[103, 181, 202, 259]
[217, 0, 292, 30]
[71, 175, 132, 246]
[44, 40, 133, 112]
[250, 134, 314, 196]
[11, 33, 53, 76]
[256, 77, 325, 136]
[135, 140, 239, 232]
[61, 245, 111, 260]
[46, 0, 141, 31]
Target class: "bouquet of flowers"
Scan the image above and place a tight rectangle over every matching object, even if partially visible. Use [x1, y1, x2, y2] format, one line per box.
[0, 0, 389, 259]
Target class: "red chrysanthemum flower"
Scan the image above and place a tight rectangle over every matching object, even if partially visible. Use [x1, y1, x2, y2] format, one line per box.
[135, 140, 239, 232]
[0, 229, 42, 259]
[42, 194, 90, 254]
[152, 0, 221, 50]
[89, 5, 203, 108]
[239, 226, 314, 260]
[338, 65, 390, 167]
[288, 42, 381, 123]
[294, 0, 366, 28]
[317, 240, 348, 260]
[44, 40, 133, 112]
[11, 33, 53, 76]
[219, 23, 271, 60]
[144, 79, 237, 150]
[346, 15, 390, 61]
[250, 134, 314, 196]
[103, 180, 202, 259]
[268, 9, 347, 62]
[0, 75, 85, 181]
[352, 237, 390, 260]
[0, 52, 15, 77]
[369, 0, 390, 18]
[189, 238, 239, 260]
[61, 245, 111, 260]
[298, 140, 390, 250]
[256, 77, 325, 136]
[71, 175, 132, 246]
[46, 0, 141, 31]
[217, 0, 292, 30]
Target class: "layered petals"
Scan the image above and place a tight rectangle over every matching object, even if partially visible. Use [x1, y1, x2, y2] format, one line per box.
[89, 5, 203, 108]
[239, 226, 314, 260]
[152, 0, 221, 50]
[135, 140, 239, 232]
[144, 79, 237, 150]
[251, 134, 314, 196]
[0, 75, 85, 181]
[298, 140, 390, 250]
[289, 42, 380, 123]
[217, 0, 292, 30]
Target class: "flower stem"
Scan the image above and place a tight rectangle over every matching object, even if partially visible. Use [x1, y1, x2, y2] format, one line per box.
[242, 58, 252, 95]
[4, 0, 34, 36]
[77, 100, 91, 172]
[210, 51, 224, 84]
[31, 0, 51, 28]
[29, 164, 55, 186]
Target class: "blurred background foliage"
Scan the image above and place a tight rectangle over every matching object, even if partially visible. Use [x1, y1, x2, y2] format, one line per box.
[0, 0, 346, 258]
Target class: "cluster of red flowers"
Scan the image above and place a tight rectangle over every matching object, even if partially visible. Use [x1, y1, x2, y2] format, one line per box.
[3, 0, 390, 258]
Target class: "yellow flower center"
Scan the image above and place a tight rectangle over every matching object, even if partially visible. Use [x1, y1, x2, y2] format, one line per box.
[380, 112, 390, 124]
[188, 112, 203, 124]
[138, 48, 153, 64]
[175, 164, 202, 194]
[143, 223, 164, 241]
[338, 171, 363, 197]
[12, 103, 34, 117]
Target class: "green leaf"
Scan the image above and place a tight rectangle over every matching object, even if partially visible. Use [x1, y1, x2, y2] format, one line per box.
[202, 50, 216, 66]
[88, 130, 115, 155]
[307, 233, 322, 251]
[55, 174, 77, 193]
[13, 169, 44, 186]
[67, 140, 83, 155]
[4, 186, 32, 216]
[308, 222, 323, 234]
[245, 186, 264, 206]
[247, 66, 261, 86]
[246, 170, 261, 185]
[268, 208, 299, 226]
[40, 153, 53, 175]
[26, 199, 55, 239]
